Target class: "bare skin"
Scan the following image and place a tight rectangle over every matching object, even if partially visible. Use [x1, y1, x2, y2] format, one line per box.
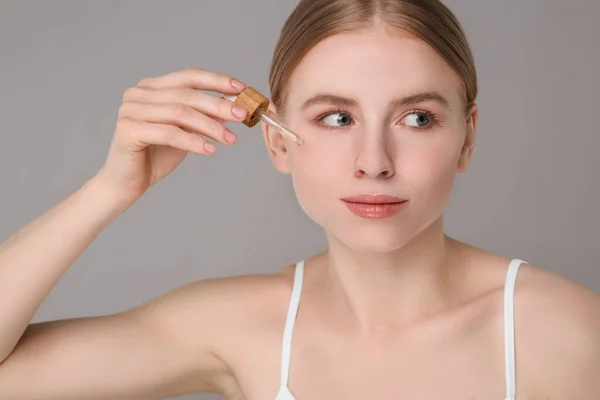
[3, 236, 597, 399]
[1, 28, 599, 399]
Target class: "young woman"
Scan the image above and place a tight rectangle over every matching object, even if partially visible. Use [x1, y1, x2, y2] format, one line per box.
[1, 1, 598, 399]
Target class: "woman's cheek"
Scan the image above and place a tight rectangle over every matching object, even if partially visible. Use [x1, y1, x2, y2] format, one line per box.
[289, 140, 348, 220]
[406, 143, 460, 208]
[290, 137, 347, 181]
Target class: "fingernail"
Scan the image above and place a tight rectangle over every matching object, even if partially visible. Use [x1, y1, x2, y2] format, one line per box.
[232, 105, 247, 119]
[231, 79, 245, 90]
[204, 142, 216, 153]
[224, 130, 237, 144]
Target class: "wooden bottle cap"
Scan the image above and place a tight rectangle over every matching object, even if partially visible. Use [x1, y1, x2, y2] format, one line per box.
[232, 87, 270, 127]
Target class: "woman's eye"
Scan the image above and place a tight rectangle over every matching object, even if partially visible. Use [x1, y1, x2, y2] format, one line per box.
[320, 112, 353, 127]
[402, 112, 431, 128]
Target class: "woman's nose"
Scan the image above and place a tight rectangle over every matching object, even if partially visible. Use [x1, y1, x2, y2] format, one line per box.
[353, 135, 395, 180]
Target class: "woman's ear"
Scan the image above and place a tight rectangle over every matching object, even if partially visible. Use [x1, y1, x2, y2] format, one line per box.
[261, 103, 291, 174]
[456, 103, 478, 174]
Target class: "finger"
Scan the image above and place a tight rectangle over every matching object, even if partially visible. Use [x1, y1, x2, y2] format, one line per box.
[118, 118, 217, 155]
[118, 102, 238, 145]
[136, 67, 246, 95]
[122, 86, 247, 123]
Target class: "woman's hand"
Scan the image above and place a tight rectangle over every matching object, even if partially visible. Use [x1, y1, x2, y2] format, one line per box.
[95, 67, 248, 203]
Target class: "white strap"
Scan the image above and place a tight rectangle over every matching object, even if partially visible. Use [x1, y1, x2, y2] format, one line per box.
[280, 260, 304, 387]
[504, 258, 527, 400]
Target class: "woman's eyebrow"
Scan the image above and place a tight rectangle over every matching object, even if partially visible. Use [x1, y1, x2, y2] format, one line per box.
[299, 91, 452, 111]
[390, 92, 452, 111]
[300, 94, 358, 110]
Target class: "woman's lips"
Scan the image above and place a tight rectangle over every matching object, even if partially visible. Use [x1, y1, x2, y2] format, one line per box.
[341, 194, 408, 219]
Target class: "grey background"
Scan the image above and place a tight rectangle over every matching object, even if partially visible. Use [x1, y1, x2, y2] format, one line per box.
[0, 1, 598, 399]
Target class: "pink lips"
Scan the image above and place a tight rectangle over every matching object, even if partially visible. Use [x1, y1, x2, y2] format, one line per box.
[341, 194, 408, 219]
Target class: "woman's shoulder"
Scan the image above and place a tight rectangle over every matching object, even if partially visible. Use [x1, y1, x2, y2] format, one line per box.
[135, 261, 298, 330]
[144, 260, 300, 335]
[472, 250, 600, 346]
[123, 262, 299, 393]
[514, 259, 600, 327]
[509, 259, 600, 395]
[460, 247, 600, 395]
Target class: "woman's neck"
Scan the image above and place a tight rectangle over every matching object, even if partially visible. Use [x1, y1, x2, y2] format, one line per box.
[315, 217, 466, 334]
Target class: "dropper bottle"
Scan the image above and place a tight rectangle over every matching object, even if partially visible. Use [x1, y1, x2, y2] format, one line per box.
[222, 87, 304, 146]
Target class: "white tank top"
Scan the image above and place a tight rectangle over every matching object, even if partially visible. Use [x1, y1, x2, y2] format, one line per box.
[274, 258, 527, 400]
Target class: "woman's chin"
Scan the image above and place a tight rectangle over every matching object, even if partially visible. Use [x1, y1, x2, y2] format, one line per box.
[326, 227, 413, 254]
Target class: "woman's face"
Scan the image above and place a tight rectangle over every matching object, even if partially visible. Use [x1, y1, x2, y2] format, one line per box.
[264, 27, 477, 253]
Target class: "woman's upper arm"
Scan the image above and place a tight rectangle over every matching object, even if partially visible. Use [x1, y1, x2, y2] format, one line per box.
[0, 278, 235, 400]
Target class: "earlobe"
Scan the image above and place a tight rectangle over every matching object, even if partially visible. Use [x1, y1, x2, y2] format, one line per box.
[261, 103, 291, 174]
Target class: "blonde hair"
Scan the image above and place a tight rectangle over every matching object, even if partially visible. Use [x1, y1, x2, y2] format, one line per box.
[268, 0, 477, 117]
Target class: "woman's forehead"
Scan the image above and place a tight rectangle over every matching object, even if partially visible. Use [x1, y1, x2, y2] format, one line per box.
[285, 30, 464, 108]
